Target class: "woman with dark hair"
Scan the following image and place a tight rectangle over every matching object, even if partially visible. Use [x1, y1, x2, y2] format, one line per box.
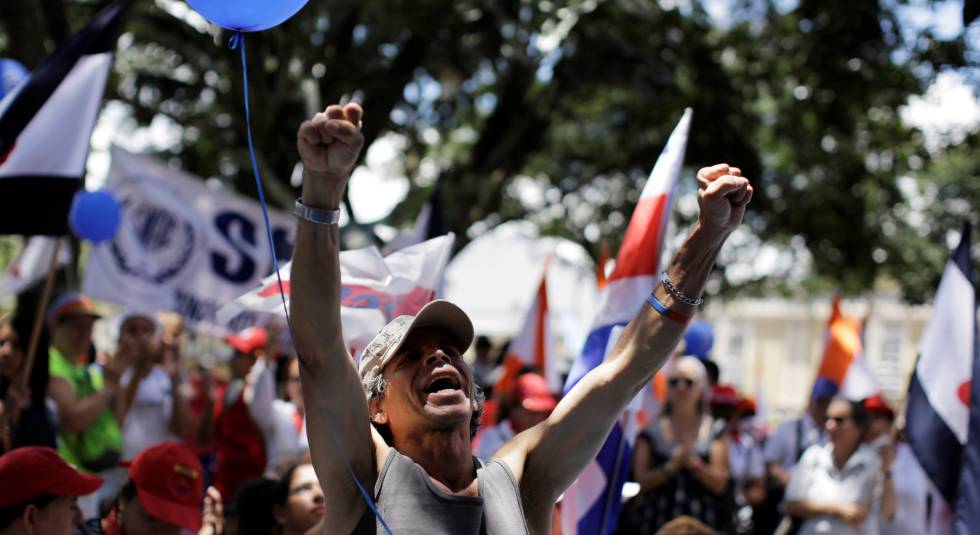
[272, 463, 324, 535]
[0, 313, 56, 452]
[619, 356, 732, 534]
[785, 397, 891, 535]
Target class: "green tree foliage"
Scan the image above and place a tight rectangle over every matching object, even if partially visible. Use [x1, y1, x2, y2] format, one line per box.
[0, 0, 974, 302]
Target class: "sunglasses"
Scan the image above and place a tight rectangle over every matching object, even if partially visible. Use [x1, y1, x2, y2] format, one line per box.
[668, 377, 696, 388]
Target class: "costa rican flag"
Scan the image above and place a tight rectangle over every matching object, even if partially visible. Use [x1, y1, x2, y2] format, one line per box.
[495, 256, 559, 393]
[906, 222, 980, 535]
[0, 1, 124, 235]
[560, 109, 692, 535]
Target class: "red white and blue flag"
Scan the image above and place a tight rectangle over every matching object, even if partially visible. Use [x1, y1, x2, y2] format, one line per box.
[495, 256, 559, 393]
[219, 234, 455, 359]
[0, 1, 123, 235]
[906, 222, 979, 535]
[560, 109, 692, 535]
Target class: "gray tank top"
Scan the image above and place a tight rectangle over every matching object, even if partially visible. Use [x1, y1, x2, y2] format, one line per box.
[351, 449, 530, 534]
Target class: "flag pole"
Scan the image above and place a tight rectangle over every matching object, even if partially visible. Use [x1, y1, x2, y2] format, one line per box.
[18, 236, 63, 390]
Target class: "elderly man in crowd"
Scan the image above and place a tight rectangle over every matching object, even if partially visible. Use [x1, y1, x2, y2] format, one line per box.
[289, 101, 752, 533]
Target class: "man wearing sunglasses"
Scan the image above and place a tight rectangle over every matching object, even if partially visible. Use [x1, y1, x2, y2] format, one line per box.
[289, 102, 753, 534]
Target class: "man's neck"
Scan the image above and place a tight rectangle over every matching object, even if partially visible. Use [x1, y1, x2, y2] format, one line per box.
[832, 443, 858, 469]
[396, 426, 475, 493]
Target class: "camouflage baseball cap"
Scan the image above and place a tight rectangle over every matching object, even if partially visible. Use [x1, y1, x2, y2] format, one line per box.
[358, 300, 474, 397]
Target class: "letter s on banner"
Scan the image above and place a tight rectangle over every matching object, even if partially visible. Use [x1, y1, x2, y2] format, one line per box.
[211, 210, 257, 284]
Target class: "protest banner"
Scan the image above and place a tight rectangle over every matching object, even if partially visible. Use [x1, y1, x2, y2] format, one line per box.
[83, 146, 294, 333]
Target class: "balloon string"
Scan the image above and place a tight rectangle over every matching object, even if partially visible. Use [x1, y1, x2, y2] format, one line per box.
[230, 31, 394, 535]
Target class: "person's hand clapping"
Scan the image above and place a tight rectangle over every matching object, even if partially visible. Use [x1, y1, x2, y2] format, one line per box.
[696, 163, 753, 238]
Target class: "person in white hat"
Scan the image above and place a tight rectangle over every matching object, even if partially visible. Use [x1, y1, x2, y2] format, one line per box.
[290, 101, 753, 534]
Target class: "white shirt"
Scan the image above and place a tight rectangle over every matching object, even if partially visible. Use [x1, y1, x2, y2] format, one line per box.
[120, 366, 181, 461]
[764, 413, 824, 470]
[879, 442, 930, 535]
[473, 420, 515, 459]
[727, 429, 765, 492]
[786, 442, 882, 535]
[245, 358, 308, 476]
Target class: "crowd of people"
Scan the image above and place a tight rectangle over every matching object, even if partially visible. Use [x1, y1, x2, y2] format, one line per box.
[0, 102, 933, 535]
[0, 293, 934, 535]
[0, 295, 326, 535]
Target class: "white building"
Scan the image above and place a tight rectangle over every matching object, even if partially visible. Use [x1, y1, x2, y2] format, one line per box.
[703, 296, 933, 422]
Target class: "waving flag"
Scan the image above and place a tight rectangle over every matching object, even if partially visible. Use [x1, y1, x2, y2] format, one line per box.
[0, 237, 71, 300]
[560, 109, 692, 535]
[811, 296, 879, 401]
[495, 256, 559, 393]
[219, 234, 455, 359]
[0, 1, 123, 235]
[906, 223, 979, 535]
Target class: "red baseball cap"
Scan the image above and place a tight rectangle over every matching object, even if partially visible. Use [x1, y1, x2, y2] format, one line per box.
[123, 442, 204, 532]
[710, 384, 740, 407]
[736, 396, 757, 416]
[864, 394, 895, 420]
[225, 326, 267, 355]
[0, 447, 103, 507]
[515, 373, 557, 413]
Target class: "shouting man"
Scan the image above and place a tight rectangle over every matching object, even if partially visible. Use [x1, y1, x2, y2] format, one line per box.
[290, 102, 752, 534]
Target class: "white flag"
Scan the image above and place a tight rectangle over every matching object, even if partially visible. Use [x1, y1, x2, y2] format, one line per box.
[218, 234, 455, 359]
[0, 237, 71, 300]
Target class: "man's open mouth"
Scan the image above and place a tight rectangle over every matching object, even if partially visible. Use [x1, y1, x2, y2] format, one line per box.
[424, 372, 462, 394]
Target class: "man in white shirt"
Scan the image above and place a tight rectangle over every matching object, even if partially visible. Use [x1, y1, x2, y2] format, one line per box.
[764, 384, 833, 484]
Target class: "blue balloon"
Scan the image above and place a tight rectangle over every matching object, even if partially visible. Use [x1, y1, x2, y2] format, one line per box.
[682, 320, 714, 359]
[0, 58, 29, 102]
[69, 190, 121, 243]
[186, 0, 310, 32]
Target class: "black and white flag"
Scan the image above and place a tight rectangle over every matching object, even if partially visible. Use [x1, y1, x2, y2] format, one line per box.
[0, 1, 124, 235]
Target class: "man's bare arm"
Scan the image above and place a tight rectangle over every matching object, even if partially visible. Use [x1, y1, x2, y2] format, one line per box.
[497, 165, 752, 516]
[290, 103, 383, 531]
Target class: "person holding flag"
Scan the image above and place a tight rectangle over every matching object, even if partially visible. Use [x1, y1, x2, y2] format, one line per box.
[289, 101, 752, 533]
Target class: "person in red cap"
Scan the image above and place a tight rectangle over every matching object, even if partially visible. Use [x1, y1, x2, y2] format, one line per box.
[0, 446, 102, 535]
[290, 101, 751, 533]
[197, 326, 268, 501]
[863, 394, 895, 449]
[473, 371, 557, 459]
[77, 441, 206, 535]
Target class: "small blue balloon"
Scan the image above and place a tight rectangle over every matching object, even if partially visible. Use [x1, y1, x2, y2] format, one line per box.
[69, 189, 121, 243]
[0, 58, 29, 102]
[683, 320, 714, 359]
[186, 0, 310, 32]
